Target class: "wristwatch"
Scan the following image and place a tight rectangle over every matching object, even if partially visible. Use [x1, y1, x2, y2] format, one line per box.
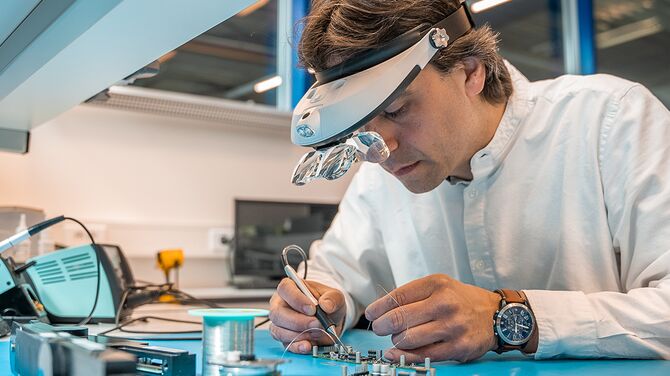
[492, 289, 536, 353]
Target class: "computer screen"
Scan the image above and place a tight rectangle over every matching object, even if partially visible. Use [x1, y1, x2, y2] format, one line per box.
[233, 200, 339, 284]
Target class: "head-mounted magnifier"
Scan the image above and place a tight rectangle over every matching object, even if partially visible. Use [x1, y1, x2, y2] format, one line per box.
[290, 2, 474, 186]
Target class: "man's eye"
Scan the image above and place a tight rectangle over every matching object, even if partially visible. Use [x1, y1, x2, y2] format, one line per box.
[384, 105, 407, 120]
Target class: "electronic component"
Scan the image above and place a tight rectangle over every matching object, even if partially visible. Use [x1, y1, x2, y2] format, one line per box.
[10, 321, 197, 376]
[102, 340, 196, 376]
[313, 345, 436, 376]
[10, 321, 136, 376]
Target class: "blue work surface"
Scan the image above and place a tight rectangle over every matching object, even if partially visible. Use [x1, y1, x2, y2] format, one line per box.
[1, 329, 669, 375]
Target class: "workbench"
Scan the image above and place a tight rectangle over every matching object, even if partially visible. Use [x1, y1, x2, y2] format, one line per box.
[2, 328, 668, 375]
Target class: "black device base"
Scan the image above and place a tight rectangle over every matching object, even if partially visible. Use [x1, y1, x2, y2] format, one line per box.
[0, 284, 48, 319]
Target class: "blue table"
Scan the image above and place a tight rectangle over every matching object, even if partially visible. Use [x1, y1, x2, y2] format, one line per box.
[1, 329, 668, 375]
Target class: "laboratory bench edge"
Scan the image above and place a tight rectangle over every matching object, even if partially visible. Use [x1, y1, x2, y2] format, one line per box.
[1, 329, 668, 375]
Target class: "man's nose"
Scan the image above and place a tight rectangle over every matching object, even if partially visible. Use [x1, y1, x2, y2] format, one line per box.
[364, 118, 399, 153]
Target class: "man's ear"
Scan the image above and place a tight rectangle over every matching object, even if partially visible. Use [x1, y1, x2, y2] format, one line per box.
[462, 57, 486, 98]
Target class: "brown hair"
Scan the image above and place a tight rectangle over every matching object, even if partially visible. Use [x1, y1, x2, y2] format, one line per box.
[298, 0, 513, 104]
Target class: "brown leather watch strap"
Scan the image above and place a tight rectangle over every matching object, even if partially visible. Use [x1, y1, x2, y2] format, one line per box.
[498, 289, 527, 304]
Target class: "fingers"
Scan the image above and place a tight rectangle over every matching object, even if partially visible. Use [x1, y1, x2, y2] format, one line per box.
[268, 301, 320, 332]
[389, 321, 460, 350]
[284, 339, 312, 354]
[270, 279, 346, 350]
[269, 324, 312, 354]
[269, 322, 312, 344]
[276, 278, 317, 315]
[269, 323, 339, 353]
[370, 300, 434, 336]
[317, 288, 345, 314]
[365, 277, 436, 321]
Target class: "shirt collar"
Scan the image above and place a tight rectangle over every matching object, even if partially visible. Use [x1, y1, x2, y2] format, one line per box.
[448, 62, 536, 186]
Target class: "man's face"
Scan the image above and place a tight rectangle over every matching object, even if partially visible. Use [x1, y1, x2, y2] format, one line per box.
[363, 64, 497, 193]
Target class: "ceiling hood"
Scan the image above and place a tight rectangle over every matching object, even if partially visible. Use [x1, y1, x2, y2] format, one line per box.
[0, 0, 256, 153]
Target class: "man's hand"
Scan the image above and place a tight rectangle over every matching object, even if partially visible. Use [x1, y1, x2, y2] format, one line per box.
[365, 274, 500, 363]
[269, 278, 346, 354]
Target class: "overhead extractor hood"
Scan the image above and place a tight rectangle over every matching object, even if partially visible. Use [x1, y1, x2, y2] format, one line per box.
[0, 0, 256, 153]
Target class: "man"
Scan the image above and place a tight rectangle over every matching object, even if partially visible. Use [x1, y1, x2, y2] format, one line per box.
[269, 0, 670, 362]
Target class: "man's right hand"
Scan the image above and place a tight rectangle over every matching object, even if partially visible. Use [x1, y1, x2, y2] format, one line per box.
[269, 278, 346, 354]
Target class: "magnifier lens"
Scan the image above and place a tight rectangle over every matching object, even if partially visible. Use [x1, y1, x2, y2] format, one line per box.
[354, 132, 390, 163]
[320, 144, 356, 180]
[291, 150, 322, 186]
[292, 132, 388, 185]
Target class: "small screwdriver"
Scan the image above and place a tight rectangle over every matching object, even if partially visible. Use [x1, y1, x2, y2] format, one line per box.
[283, 264, 348, 350]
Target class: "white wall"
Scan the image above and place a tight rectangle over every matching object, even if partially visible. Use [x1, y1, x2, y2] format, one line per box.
[0, 104, 355, 287]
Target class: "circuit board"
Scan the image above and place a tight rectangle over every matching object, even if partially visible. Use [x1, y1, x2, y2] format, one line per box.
[313, 345, 436, 376]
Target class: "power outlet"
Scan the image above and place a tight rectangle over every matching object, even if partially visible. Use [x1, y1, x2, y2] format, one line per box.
[63, 222, 107, 245]
[208, 227, 234, 256]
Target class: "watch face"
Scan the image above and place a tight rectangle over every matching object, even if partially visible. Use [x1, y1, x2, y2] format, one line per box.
[496, 303, 535, 346]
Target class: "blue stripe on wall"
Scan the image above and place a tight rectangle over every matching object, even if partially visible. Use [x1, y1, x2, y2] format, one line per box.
[577, 0, 596, 74]
[291, 0, 311, 108]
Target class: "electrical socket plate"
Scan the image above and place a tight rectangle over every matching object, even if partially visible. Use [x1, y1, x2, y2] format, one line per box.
[208, 227, 233, 256]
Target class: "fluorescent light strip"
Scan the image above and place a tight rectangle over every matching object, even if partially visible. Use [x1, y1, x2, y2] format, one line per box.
[597, 17, 663, 49]
[254, 75, 283, 93]
[471, 0, 512, 14]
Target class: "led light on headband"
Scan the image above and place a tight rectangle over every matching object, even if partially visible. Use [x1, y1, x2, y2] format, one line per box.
[290, 3, 474, 185]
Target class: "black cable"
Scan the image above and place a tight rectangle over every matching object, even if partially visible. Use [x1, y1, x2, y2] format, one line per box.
[255, 318, 270, 328]
[100, 284, 223, 338]
[113, 286, 160, 326]
[63, 217, 99, 326]
[281, 245, 308, 279]
[97, 315, 202, 337]
[169, 289, 221, 308]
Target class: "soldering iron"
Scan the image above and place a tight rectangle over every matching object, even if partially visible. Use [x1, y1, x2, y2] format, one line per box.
[281, 245, 348, 350]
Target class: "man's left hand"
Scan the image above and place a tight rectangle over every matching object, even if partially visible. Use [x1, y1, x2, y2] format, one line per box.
[365, 274, 501, 363]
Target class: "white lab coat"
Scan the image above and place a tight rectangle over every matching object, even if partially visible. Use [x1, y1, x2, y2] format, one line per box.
[305, 63, 670, 359]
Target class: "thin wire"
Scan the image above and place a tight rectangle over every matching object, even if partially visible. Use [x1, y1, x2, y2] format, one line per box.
[63, 217, 99, 326]
[376, 284, 409, 352]
[280, 327, 335, 360]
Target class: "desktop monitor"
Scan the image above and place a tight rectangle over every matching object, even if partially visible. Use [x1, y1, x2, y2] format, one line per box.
[233, 199, 339, 288]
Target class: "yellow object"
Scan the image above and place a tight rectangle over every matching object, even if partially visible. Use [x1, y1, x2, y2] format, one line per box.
[156, 249, 184, 286]
[156, 249, 184, 272]
[158, 294, 177, 303]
